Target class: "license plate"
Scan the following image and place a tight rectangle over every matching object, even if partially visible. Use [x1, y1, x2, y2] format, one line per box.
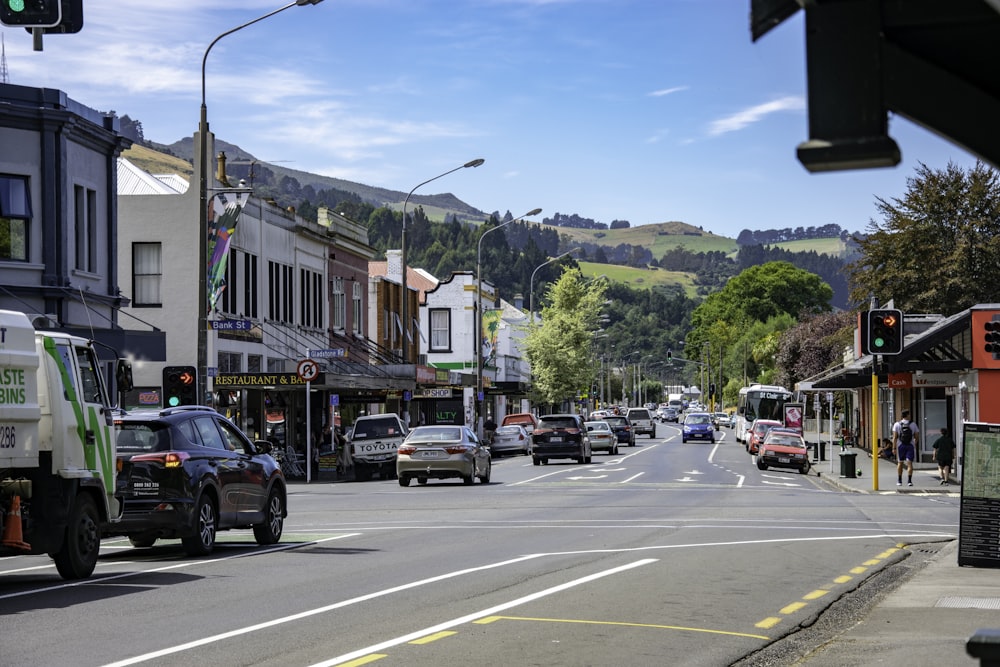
[778, 457, 790, 463]
[418, 450, 443, 459]
[550, 436, 563, 442]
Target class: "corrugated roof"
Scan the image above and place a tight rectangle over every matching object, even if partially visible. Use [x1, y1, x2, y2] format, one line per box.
[117, 158, 189, 195]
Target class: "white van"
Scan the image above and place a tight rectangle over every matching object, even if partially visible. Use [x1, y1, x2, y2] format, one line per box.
[626, 407, 655, 438]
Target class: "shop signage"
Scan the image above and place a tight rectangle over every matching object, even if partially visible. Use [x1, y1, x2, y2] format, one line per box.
[435, 369, 450, 383]
[214, 372, 322, 387]
[309, 348, 346, 358]
[416, 365, 437, 384]
[417, 388, 453, 398]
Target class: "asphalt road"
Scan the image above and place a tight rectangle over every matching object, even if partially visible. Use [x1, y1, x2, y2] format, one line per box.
[0, 423, 960, 667]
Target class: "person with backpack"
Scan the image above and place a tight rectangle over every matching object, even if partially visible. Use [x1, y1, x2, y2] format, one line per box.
[931, 427, 957, 485]
[893, 409, 920, 487]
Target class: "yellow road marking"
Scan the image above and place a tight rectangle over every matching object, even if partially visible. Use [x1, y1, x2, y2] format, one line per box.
[476, 615, 769, 640]
[756, 617, 782, 629]
[339, 655, 386, 666]
[834, 575, 852, 584]
[863, 559, 881, 565]
[409, 631, 457, 645]
[850, 566, 867, 574]
[878, 548, 899, 558]
[803, 589, 828, 600]
[780, 601, 807, 614]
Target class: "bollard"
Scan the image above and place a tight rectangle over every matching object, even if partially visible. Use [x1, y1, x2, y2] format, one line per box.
[967, 628, 1000, 666]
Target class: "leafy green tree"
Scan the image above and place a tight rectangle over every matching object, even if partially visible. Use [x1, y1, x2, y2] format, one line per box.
[773, 311, 855, 390]
[524, 269, 607, 409]
[848, 161, 1000, 315]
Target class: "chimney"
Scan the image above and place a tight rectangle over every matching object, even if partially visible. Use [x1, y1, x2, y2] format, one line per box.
[317, 206, 332, 227]
[386, 249, 402, 281]
[216, 151, 231, 187]
[513, 293, 524, 310]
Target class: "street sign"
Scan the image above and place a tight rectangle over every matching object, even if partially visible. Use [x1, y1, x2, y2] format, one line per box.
[211, 319, 252, 331]
[309, 348, 346, 358]
[296, 359, 320, 382]
[207, 367, 218, 377]
[330, 394, 340, 406]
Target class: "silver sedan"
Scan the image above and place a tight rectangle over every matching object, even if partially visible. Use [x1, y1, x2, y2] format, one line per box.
[491, 424, 531, 456]
[585, 420, 619, 455]
[397, 425, 492, 486]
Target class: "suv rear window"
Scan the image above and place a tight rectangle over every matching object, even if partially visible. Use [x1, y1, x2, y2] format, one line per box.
[116, 425, 169, 453]
[352, 417, 403, 440]
[628, 409, 651, 420]
[539, 416, 580, 429]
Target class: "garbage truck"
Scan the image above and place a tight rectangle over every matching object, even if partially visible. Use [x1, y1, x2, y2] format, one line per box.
[0, 310, 132, 579]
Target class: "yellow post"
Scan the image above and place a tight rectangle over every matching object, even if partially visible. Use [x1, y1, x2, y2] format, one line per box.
[871, 369, 879, 491]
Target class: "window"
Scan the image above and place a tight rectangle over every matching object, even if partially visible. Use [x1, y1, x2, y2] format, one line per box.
[133, 242, 162, 307]
[219, 351, 242, 373]
[74, 185, 98, 272]
[352, 281, 363, 334]
[430, 309, 451, 351]
[223, 251, 259, 319]
[300, 268, 323, 328]
[331, 277, 345, 330]
[0, 175, 30, 261]
[247, 354, 262, 373]
[268, 260, 293, 323]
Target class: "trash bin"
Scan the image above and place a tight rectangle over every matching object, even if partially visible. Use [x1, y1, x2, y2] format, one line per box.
[839, 450, 857, 478]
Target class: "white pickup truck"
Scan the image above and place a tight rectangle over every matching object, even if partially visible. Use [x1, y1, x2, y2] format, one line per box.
[348, 413, 407, 481]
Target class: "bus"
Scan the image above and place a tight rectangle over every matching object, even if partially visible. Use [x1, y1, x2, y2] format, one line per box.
[734, 384, 793, 444]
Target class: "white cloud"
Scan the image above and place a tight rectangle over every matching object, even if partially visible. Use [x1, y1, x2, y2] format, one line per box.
[707, 95, 805, 136]
[648, 86, 688, 97]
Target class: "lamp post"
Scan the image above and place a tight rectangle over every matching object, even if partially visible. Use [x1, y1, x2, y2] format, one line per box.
[400, 159, 485, 364]
[475, 208, 542, 435]
[197, 0, 323, 403]
[528, 248, 580, 320]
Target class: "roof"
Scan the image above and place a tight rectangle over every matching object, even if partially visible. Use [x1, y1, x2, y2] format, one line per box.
[117, 158, 189, 195]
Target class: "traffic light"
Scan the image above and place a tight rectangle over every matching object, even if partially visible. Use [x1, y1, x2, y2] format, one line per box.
[868, 309, 904, 355]
[984, 319, 1000, 358]
[709, 383, 716, 398]
[0, 0, 61, 27]
[666, 350, 672, 361]
[162, 366, 198, 407]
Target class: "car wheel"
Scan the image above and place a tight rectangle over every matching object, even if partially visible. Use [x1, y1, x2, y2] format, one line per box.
[612, 444, 619, 455]
[418, 477, 428, 485]
[757, 460, 767, 471]
[479, 459, 491, 484]
[354, 462, 372, 482]
[398, 476, 410, 487]
[182, 494, 217, 556]
[52, 494, 100, 579]
[532, 456, 541, 466]
[682, 437, 688, 443]
[800, 464, 810, 475]
[463, 466, 475, 485]
[253, 488, 284, 545]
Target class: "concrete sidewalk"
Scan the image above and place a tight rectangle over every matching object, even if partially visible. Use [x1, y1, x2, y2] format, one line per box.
[798, 448, 1000, 666]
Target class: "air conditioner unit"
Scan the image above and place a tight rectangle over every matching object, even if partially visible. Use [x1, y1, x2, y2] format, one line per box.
[26, 313, 59, 329]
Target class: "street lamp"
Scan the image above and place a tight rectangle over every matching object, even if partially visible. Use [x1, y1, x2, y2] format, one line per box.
[475, 208, 542, 434]
[528, 248, 580, 320]
[399, 158, 485, 364]
[197, 0, 324, 403]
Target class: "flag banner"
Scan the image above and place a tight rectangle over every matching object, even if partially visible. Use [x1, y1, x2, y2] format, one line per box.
[481, 309, 502, 369]
[206, 190, 250, 313]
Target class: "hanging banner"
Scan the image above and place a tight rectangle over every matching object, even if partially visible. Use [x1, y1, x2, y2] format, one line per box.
[206, 189, 250, 313]
[481, 308, 502, 369]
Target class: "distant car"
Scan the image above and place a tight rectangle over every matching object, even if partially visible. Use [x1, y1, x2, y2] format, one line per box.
[713, 412, 731, 429]
[491, 424, 531, 457]
[682, 411, 715, 444]
[757, 428, 811, 474]
[747, 419, 784, 455]
[396, 425, 491, 486]
[590, 409, 610, 420]
[108, 406, 287, 555]
[532, 414, 592, 465]
[501, 413, 540, 441]
[626, 407, 655, 438]
[664, 407, 680, 423]
[603, 415, 635, 447]
[585, 420, 618, 455]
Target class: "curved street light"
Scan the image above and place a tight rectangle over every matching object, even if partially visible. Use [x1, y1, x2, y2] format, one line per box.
[399, 158, 485, 365]
[475, 208, 542, 434]
[197, 0, 324, 404]
[528, 248, 580, 321]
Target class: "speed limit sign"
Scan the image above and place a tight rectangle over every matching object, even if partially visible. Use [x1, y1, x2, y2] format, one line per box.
[296, 358, 320, 382]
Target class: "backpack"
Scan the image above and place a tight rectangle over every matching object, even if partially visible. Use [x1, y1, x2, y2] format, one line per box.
[898, 420, 913, 444]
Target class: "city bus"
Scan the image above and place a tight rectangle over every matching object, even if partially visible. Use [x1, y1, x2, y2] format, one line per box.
[734, 384, 794, 444]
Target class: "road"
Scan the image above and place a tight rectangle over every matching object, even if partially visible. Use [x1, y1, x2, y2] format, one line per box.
[0, 422, 959, 667]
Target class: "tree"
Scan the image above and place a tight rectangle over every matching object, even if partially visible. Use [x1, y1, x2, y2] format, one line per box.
[848, 161, 1000, 315]
[773, 311, 855, 390]
[524, 269, 607, 408]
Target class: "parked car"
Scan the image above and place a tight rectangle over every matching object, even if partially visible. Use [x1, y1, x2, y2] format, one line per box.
[491, 424, 531, 456]
[108, 406, 287, 555]
[396, 425, 491, 486]
[757, 428, 811, 474]
[747, 419, 784, 455]
[626, 407, 655, 438]
[682, 411, 715, 444]
[532, 414, 592, 465]
[585, 420, 619, 455]
[603, 415, 635, 447]
[501, 413, 540, 442]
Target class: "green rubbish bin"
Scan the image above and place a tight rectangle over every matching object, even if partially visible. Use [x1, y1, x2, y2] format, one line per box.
[839, 450, 857, 478]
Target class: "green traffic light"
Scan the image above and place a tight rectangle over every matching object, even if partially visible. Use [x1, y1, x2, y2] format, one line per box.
[167, 396, 181, 407]
[873, 337, 885, 348]
[8, 0, 26, 12]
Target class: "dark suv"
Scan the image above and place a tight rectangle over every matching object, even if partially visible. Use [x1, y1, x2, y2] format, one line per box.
[106, 406, 287, 556]
[532, 414, 592, 465]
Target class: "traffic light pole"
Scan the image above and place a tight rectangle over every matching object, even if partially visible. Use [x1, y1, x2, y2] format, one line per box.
[871, 355, 880, 491]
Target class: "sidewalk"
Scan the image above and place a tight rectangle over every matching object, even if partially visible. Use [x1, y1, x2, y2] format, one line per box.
[802, 448, 1000, 666]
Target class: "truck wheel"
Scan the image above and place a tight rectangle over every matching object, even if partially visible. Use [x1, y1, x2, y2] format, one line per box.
[354, 462, 372, 482]
[53, 494, 100, 579]
[182, 495, 217, 556]
[252, 488, 284, 545]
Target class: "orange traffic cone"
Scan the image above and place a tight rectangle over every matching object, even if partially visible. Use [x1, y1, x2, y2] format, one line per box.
[2, 496, 31, 551]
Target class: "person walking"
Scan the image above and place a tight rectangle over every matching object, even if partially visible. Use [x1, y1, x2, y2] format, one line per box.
[931, 427, 956, 485]
[893, 409, 920, 487]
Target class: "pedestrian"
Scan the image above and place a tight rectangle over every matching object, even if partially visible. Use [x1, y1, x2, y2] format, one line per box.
[878, 437, 894, 461]
[931, 427, 956, 485]
[483, 416, 497, 444]
[892, 409, 920, 487]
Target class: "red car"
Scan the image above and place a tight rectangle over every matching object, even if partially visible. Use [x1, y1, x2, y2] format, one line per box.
[757, 428, 811, 474]
[747, 419, 783, 455]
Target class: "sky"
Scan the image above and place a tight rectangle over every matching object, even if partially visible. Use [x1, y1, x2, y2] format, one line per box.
[2, 0, 985, 238]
